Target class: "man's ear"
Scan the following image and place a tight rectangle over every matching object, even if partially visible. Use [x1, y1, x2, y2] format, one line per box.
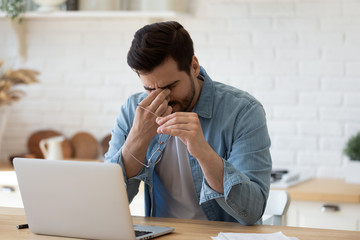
[191, 56, 200, 76]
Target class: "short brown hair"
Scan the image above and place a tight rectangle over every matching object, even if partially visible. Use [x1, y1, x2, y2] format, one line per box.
[127, 21, 194, 75]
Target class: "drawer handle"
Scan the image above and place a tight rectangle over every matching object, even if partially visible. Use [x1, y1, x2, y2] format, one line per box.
[321, 204, 340, 212]
[1, 186, 16, 193]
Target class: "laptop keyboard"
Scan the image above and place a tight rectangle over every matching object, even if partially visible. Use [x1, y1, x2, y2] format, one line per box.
[135, 230, 152, 237]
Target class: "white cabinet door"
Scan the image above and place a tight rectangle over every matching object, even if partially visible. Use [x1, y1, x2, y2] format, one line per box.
[287, 201, 360, 231]
[0, 171, 23, 208]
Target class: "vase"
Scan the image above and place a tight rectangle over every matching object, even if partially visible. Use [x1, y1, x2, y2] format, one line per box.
[0, 106, 10, 159]
[32, 0, 67, 12]
[345, 159, 360, 184]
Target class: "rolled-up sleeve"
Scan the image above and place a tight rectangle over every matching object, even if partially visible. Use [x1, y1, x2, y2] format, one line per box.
[104, 95, 147, 203]
[199, 102, 272, 225]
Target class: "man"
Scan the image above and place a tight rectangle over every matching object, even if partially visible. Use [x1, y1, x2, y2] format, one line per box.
[105, 21, 272, 225]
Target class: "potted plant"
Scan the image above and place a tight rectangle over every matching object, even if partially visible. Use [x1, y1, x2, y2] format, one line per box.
[0, 0, 26, 22]
[0, 60, 39, 157]
[343, 132, 360, 183]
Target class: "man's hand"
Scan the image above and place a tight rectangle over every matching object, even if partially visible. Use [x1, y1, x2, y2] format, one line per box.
[156, 112, 207, 159]
[122, 89, 172, 178]
[156, 112, 224, 193]
[131, 88, 172, 144]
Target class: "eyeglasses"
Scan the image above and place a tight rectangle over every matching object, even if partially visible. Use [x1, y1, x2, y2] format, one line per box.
[124, 133, 171, 168]
[123, 105, 172, 168]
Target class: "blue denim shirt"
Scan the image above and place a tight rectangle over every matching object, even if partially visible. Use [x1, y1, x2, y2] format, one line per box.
[105, 67, 272, 225]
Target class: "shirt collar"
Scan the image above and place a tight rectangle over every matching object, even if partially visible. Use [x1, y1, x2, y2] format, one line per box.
[192, 66, 214, 119]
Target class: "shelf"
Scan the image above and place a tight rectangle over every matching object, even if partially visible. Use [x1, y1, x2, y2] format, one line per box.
[0, 11, 189, 19]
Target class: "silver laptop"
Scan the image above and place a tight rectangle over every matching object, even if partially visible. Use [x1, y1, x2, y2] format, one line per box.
[13, 158, 174, 240]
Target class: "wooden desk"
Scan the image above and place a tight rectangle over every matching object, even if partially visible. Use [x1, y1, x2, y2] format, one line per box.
[1, 207, 360, 240]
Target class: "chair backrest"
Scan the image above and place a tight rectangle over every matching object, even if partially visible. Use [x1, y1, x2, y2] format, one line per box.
[262, 190, 291, 226]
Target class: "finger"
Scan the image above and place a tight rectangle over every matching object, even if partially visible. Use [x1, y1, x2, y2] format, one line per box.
[154, 99, 169, 117]
[157, 112, 197, 126]
[138, 88, 163, 107]
[148, 89, 171, 113]
[158, 123, 192, 132]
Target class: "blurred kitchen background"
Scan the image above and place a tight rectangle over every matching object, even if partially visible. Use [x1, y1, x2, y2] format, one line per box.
[1, 0, 360, 179]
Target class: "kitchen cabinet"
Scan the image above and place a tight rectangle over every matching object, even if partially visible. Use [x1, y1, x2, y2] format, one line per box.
[279, 178, 360, 231]
[0, 163, 23, 208]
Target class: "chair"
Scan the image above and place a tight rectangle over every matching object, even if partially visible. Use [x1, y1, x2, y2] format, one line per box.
[262, 190, 291, 226]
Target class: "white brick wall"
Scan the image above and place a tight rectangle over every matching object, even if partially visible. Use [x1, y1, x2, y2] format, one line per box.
[1, 0, 360, 178]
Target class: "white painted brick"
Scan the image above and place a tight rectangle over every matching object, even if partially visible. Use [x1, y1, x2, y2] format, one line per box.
[43, 33, 82, 46]
[343, 2, 360, 16]
[344, 93, 360, 107]
[320, 17, 360, 32]
[229, 18, 272, 32]
[299, 92, 343, 106]
[104, 46, 128, 59]
[274, 106, 318, 120]
[296, 2, 342, 17]
[38, 73, 64, 85]
[209, 61, 252, 75]
[180, 18, 228, 33]
[253, 32, 297, 47]
[196, 47, 230, 61]
[229, 76, 274, 91]
[189, 32, 209, 46]
[267, 120, 296, 135]
[275, 76, 319, 91]
[298, 121, 343, 137]
[82, 33, 123, 47]
[84, 58, 123, 72]
[27, 45, 66, 58]
[64, 72, 104, 86]
[84, 87, 124, 101]
[63, 101, 102, 114]
[320, 107, 360, 121]
[273, 136, 317, 151]
[21, 59, 46, 72]
[8, 112, 44, 125]
[230, 47, 274, 61]
[43, 86, 84, 101]
[345, 123, 360, 137]
[45, 58, 84, 72]
[276, 47, 320, 60]
[321, 77, 360, 91]
[323, 46, 360, 61]
[102, 101, 122, 115]
[209, 33, 251, 47]
[298, 32, 343, 47]
[346, 62, 360, 75]
[320, 137, 347, 152]
[103, 73, 139, 87]
[1, 0, 360, 176]
[43, 113, 83, 128]
[250, 2, 295, 17]
[274, 18, 318, 32]
[253, 91, 297, 105]
[270, 150, 296, 165]
[206, 2, 248, 17]
[26, 19, 64, 33]
[83, 115, 115, 129]
[345, 32, 360, 46]
[299, 61, 344, 75]
[297, 151, 342, 166]
[64, 46, 104, 59]
[254, 61, 297, 75]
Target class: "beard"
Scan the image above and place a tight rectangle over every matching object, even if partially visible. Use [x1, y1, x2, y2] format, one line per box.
[168, 75, 196, 112]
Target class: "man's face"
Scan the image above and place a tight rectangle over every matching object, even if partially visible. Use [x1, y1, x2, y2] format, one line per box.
[139, 57, 199, 113]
